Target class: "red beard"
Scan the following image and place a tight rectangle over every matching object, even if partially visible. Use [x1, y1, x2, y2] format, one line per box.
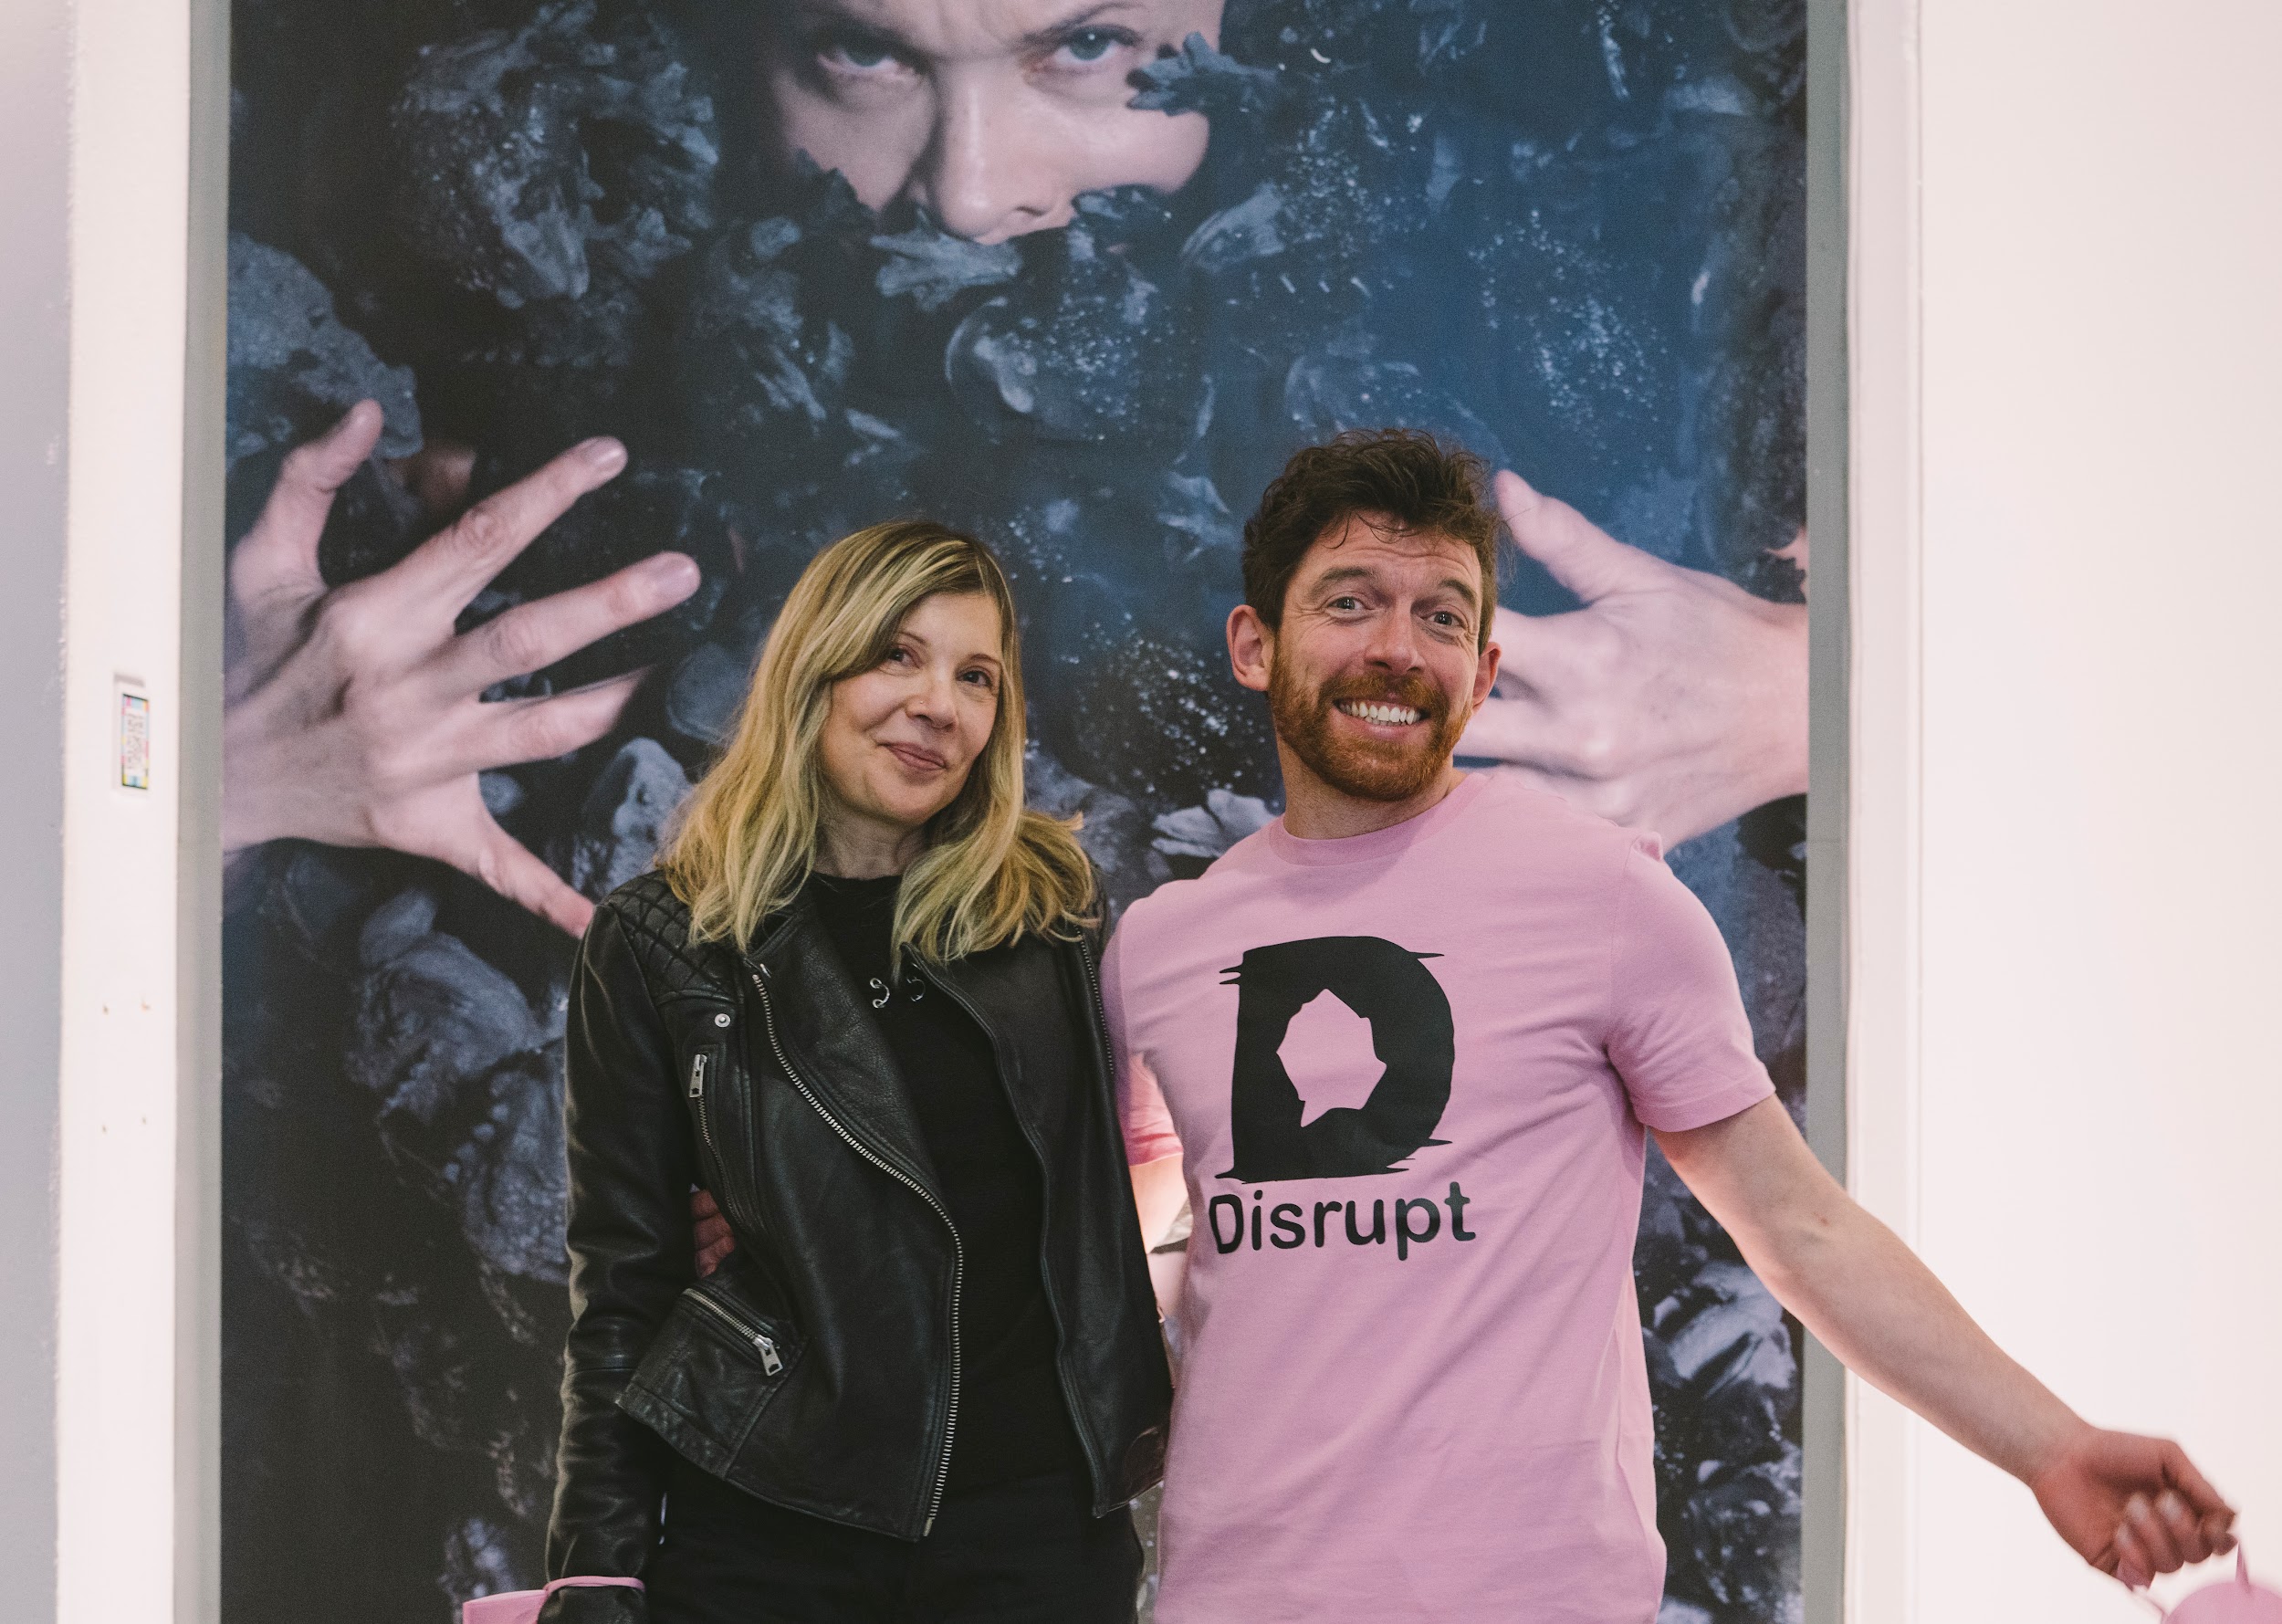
[1268, 655, 1469, 803]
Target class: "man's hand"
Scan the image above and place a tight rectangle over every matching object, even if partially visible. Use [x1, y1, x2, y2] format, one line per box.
[693, 1188, 734, 1277]
[2028, 1428, 2236, 1588]
[1461, 471, 1807, 845]
[1659, 1096, 2236, 1593]
[224, 401, 702, 935]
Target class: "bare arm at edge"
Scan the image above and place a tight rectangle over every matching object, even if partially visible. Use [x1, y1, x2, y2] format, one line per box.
[1657, 1095, 2235, 1589]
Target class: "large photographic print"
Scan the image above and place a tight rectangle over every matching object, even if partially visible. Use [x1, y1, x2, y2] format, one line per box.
[222, 1, 1807, 1618]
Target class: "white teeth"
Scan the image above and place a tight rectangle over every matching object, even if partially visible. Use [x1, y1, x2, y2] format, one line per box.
[1338, 700, 1423, 726]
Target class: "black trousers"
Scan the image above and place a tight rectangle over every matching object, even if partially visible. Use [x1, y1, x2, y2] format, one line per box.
[647, 1460, 1142, 1624]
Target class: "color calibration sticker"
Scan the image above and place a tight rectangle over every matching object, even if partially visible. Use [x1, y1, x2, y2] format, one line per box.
[119, 690, 151, 790]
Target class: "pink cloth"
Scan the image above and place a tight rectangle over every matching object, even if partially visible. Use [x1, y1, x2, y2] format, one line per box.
[1106, 773, 1774, 1623]
[462, 1577, 644, 1624]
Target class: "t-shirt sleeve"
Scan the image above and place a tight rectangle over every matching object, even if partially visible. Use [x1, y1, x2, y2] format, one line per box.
[1103, 918, 1184, 1167]
[1605, 842, 1775, 1132]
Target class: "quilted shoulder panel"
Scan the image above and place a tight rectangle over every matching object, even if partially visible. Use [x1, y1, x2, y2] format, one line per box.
[599, 871, 728, 1002]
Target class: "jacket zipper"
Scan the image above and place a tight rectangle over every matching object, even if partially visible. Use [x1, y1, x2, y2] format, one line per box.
[749, 965, 964, 1536]
[686, 1287, 785, 1376]
[1074, 936, 1119, 1091]
[687, 1050, 718, 1164]
[912, 953, 1109, 1508]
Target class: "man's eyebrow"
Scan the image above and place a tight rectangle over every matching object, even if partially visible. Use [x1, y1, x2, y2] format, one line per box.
[1016, 0, 1143, 51]
[780, 0, 911, 47]
[1304, 566, 1478, 607]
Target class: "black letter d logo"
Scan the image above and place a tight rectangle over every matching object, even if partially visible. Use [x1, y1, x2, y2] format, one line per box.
[1218, 937, 1455, 1182]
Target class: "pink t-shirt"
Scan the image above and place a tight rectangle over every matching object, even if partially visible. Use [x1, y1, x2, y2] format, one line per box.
[1105, 773, 1774, 1623]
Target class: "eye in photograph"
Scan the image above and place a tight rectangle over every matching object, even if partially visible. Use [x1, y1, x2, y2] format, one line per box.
[811, 26, 913, 81]
[1039, 24, 1142, 74]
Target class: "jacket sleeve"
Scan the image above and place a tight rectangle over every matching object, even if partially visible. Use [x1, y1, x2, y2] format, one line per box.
[538, 905, 699, 1624]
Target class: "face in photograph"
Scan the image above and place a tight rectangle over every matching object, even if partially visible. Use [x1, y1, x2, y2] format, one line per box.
[756, 0, 1225, 242]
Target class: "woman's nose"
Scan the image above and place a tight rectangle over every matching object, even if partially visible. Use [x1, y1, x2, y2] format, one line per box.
[912, 79, 1065, 243]
[907, 668, 960, 726]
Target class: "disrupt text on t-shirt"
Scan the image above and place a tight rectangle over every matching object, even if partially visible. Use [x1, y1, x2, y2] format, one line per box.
[1204, 1181, 1478, 1262]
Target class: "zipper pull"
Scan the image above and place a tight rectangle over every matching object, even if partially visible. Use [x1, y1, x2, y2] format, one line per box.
[687, 1051, 708, 1100]
[755, 1333, 784, 1376]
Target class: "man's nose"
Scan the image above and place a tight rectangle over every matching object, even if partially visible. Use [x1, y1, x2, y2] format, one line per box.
[913, 79, 1063, 243]
[1359, 608, 1423, 672]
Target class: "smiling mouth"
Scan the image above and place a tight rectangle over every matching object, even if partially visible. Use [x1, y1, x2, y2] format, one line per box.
[884, 742, 948, 771]
[1335, 699, 1425, 727]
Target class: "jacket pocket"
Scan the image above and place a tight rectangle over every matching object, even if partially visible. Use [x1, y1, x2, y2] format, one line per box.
[618, 1276, 801, 1477]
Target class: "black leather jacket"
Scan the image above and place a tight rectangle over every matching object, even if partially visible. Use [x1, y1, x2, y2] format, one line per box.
[539, 873, 1172, 1622]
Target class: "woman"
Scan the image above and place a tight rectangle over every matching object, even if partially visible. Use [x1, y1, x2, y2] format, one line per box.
[541, 520, 1172, 1624]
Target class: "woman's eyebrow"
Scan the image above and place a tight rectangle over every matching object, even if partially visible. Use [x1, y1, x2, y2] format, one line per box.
[1015, 0, 1145, 51]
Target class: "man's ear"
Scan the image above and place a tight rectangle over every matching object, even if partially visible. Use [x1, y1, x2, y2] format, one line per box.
[1227, 602, 1273, 695]
[1470, 634, 1502, 711]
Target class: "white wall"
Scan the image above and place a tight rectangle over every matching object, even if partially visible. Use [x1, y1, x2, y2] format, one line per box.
[1848, 2, 2282, 1619]
[50, 0, 222, 1619]
[0, 0, 75, 1610]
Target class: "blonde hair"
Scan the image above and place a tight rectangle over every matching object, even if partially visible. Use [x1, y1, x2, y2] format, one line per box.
[659, 519, 1094, 963]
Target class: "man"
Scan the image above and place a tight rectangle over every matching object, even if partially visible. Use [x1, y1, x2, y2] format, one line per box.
[1106, 428, 2232, 1620]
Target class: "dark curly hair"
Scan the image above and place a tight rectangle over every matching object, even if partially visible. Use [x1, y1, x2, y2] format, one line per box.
[1240, 429, 1500, 649]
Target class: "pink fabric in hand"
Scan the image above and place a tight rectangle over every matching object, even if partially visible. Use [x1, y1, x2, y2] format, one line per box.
[2151, 1549, 2282, 1623]
[463, 1576, 644, 1624]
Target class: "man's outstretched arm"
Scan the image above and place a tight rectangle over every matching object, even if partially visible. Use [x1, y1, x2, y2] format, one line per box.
[1658, 1095, 2235, 1590]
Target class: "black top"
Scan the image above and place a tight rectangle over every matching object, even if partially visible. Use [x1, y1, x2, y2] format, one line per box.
[803, 872, 1087, 1492]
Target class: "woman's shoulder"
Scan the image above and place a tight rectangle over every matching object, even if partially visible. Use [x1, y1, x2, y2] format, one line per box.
[591, 869, 732, 1001]
[595, 868, 691, 937]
